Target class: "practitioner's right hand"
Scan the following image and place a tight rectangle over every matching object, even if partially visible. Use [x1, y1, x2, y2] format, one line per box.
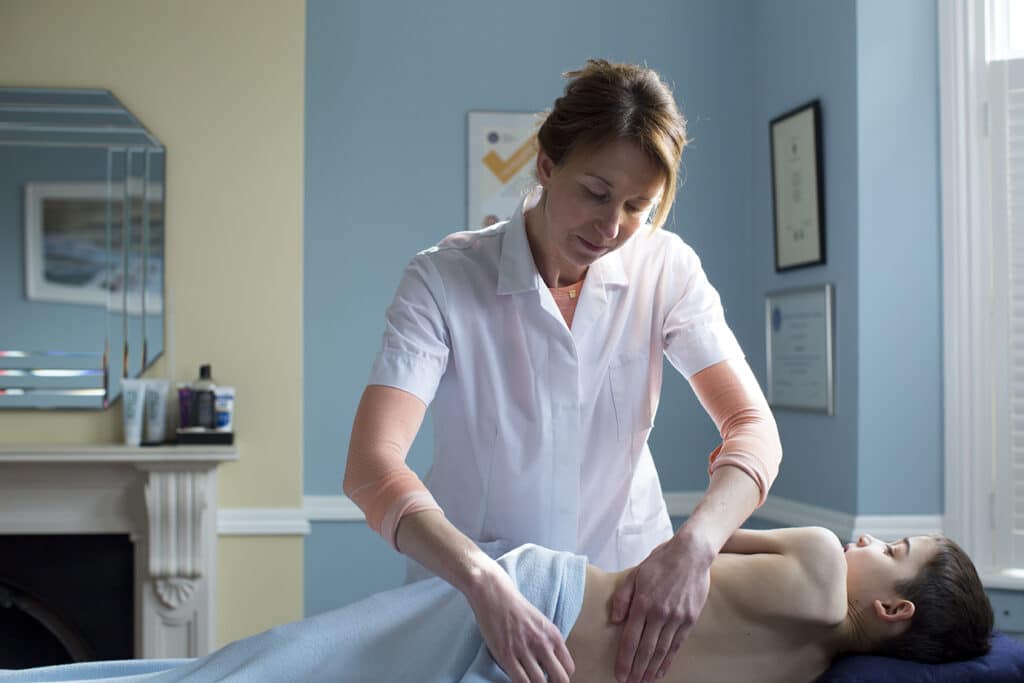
[467, 563, 575, 683]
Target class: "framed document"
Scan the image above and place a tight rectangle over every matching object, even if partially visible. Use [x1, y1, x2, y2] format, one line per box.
[467, 111, 540, 229]
[766, 284, 834, 415]
[770, 100, 825, 271]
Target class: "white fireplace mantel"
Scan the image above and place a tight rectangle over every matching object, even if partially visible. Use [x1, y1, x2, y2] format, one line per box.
[0, 444, 238, 659]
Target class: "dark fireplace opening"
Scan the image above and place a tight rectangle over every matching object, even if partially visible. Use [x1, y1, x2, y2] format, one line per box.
[0, 534, 133, 669]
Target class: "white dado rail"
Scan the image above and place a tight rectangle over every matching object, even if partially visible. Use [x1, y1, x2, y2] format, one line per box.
[0, 445, 238, 659]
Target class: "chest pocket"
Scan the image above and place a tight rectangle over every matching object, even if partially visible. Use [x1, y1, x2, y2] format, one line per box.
[609, 351, 654, 448]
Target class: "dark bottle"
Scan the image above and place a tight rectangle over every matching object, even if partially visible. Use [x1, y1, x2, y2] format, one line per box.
[190, 364, 217, 429]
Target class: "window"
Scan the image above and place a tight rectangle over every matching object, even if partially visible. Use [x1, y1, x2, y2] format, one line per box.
[990, 0, 1024, 575]
[940, 0, 1024, 586]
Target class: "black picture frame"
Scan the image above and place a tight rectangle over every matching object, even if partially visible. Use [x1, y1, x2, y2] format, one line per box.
[770, 99, 826, 272]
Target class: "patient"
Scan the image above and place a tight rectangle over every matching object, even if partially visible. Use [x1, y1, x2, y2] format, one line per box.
[0, 527, 994, 683]
[568, 527, 994, 682]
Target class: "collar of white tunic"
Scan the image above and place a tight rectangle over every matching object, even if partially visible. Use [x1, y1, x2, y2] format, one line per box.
[496, 187, 629, 296]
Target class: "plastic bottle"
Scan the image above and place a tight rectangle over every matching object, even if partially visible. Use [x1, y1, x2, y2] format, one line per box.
[190, 364, 217, 429]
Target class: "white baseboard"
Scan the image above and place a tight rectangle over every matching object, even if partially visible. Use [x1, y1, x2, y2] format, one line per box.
[847, 514, 944, 542]
[303, 495, 363, 521]
[291, 491, 942, 543]
[666, 490, 942, 542]
[662, 491, 704, 516]
[217, 508, 311, 536]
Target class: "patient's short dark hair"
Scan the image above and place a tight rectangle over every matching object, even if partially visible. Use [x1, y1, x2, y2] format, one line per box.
[875, 536, 993, 664]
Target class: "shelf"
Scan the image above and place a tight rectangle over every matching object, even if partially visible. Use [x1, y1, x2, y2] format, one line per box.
[0, 444, 238, 464]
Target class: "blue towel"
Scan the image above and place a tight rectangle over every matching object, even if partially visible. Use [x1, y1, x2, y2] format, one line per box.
[0, 543, 587, 683]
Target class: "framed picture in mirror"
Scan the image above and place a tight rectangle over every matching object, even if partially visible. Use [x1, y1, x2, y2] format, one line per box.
[24, 180, 164, 314]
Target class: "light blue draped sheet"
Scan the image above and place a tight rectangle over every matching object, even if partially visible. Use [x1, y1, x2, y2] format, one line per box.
[0, 543, 587, 683]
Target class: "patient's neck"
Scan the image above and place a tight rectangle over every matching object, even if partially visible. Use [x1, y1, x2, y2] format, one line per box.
[827, 606, 885, 657]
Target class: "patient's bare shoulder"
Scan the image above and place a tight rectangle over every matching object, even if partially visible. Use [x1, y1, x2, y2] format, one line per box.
[781, 527, 847, 625]
[715, 527, 846, 626]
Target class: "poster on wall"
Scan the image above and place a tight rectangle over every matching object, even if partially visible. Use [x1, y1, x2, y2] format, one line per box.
[467, 111, 540, 229]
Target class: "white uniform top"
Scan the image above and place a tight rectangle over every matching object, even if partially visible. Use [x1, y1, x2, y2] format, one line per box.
[369, 197, 744, 571]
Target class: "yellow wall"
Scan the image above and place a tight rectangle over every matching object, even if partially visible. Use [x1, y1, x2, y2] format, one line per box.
[0, 1, 305, 644]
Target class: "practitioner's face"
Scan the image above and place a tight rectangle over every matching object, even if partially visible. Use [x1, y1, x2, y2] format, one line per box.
[844, 534, 937, 617]
[531, 138, 664, 279]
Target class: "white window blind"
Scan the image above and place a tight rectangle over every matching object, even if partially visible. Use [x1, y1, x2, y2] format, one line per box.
[992, 56, 1024, 570]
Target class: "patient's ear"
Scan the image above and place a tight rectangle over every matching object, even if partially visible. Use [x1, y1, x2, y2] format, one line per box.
[872, 598, 915, 623]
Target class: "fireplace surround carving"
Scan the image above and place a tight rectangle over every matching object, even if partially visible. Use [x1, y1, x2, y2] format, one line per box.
[0, 445, 237, 659]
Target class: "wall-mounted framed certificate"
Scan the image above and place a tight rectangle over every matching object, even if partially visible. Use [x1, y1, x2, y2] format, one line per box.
[766, 284, 834, 415]
[770, 100, 826, 271]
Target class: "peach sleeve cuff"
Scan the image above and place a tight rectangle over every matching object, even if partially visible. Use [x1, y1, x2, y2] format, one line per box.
[691, 360, 782, 507]
[345, 466, 442, 551]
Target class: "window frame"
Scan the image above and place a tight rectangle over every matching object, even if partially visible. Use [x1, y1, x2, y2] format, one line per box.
[940, 0, 1024, 588]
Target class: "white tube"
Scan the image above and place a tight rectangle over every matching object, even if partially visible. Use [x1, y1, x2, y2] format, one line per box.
[144, 379, 170, 444]
[121, 379, 146, 447]
[214, 386, 235, 432]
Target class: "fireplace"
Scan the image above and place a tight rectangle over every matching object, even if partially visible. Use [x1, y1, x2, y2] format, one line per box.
[0, 446, 236, 662]
[0, 535, 133, 668]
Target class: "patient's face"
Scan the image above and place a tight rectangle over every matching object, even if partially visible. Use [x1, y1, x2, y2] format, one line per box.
[843, 534, 937, 609]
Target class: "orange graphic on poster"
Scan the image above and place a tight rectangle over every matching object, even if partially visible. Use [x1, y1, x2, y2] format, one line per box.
[481, 136, 538, 184]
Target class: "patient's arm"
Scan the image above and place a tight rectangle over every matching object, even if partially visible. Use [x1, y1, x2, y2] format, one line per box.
[721, 527, 835, 555]
[717, 527, 847, 625]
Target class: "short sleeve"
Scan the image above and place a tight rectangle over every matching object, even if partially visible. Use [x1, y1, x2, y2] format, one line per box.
[661, 235, 745, 378]
[367, 252, 450, 405]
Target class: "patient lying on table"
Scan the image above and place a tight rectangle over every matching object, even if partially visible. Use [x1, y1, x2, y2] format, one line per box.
[0, 527, 994, 683]
[570, 527, 992, 682]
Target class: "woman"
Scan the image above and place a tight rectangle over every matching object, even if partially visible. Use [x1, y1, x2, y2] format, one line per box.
[0, 529, 995, 683]
[343, 59, 782, 683]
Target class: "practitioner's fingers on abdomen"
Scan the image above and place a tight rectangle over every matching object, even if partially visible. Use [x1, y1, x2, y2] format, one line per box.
[642, 620, 678, 681]
[614, 607, 648, 683]
[519, 653, 548, 683]
[656, 625, 687, 678]
[551, 635, 575, 679]
[538, 643, 571, 683]
[626, 619, 666, 683]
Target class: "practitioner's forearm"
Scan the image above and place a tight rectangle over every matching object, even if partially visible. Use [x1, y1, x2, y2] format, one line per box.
[677, 466, 761, 555]
[394, 509, 502, 599]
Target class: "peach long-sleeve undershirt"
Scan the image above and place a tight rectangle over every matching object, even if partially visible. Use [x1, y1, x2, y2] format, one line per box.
[343, 359, 780, 550]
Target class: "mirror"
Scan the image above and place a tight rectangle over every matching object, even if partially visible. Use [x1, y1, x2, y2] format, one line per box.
[0, 88, 165, 409]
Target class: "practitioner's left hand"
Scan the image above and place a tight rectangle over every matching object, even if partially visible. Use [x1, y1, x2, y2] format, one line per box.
[609, 532, 715, 683]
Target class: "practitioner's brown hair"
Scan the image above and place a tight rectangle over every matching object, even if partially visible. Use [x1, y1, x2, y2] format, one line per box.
[536, 59, 688, 230]
[875, 536, 993, 664]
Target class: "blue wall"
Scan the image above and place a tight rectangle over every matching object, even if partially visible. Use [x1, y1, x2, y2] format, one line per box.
[303, 0, 945, 614]
[303, 0, 760, 614]
[855, 0, 942, 513]
[750, 0, 860, 514]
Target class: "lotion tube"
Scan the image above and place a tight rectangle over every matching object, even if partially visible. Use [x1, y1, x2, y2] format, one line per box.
[144, 379, 170, 444]
[121, 379, 145, 447]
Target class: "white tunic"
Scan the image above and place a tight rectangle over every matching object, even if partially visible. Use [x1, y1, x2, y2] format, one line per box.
[369, 199, 743, 571]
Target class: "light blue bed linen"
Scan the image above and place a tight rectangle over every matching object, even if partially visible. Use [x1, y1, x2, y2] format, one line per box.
[0, 543, 587, 683]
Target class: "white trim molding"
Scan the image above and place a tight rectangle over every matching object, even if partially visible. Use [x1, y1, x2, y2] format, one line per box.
[938, 0, 996, 567]
[217, 508, 311, 536]
[982, 569, 1024, 591]
[303, 495, 364, 522]
[665, 491, 941, 543]
[662, 491, 703, 517]
[298, 492, 942, 544]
